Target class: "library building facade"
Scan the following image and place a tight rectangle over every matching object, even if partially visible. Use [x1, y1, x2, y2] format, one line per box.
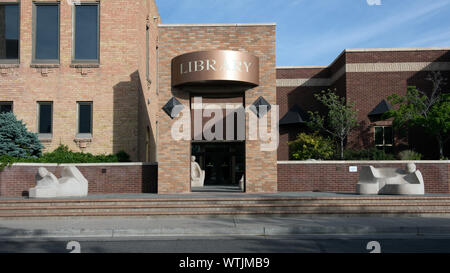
[0, 0, 449, 195]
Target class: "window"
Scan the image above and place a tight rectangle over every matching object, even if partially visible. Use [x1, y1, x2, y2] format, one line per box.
[0, 3, 20, 63]
[73, 4, 99, 63]
[0, 101, 12, 113]
[38, 102, 53, 137]
[375, 126, 393, 153]
[33, 3, 59, 63]
[77, 102, 92, 137]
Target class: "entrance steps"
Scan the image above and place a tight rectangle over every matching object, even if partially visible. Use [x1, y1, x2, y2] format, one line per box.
[1, 195, 450, 218]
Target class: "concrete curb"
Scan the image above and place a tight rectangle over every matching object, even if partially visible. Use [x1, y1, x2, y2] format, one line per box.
[2, 225, 450, 239]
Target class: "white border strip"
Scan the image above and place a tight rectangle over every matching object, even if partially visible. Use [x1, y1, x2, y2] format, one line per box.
[346, 47, 450, 52]
[159, 23, 276, 27]
[276, 78, 331, 87]
[276, 62, 450, 87]
[277, 66, 328, 69]
[346, 62, 450, 72]
[10, 162, 158, 167]
[278, 160, 450, 164]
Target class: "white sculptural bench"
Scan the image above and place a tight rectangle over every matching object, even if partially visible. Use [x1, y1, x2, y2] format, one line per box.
[29, 166, 89, 198]
[356, 163, 425, 195]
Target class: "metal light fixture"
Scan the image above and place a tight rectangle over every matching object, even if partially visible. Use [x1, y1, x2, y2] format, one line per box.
[250, 96, 271, 118]
[162, 97, 184, 119]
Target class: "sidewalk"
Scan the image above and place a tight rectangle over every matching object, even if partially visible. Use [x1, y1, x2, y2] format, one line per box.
[1, 215, 450, 239]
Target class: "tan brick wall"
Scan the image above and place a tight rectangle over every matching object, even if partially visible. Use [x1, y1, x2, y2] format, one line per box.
[0, 0, 159, 161]
[157, 24, 278, 194]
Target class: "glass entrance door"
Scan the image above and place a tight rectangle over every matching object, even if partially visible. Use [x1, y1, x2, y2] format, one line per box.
[191, 142, 245, 191]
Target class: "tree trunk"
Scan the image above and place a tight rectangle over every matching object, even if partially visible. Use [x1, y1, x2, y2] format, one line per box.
[340, 139, 344, 160]
[437, 136, 444, 159]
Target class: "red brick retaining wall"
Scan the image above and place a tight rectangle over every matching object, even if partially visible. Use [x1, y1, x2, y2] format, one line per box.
[2, 161, 449, 197]
[277, 161, 450, 194]
[0, 163, 158, 197]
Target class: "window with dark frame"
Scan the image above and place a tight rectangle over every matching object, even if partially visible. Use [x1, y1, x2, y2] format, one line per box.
[78, 102, 92, 136]
[38, 102, 53, 136]
[0, 3, 20, 63]
[73, 4, 99, 63]
[0, 102, 13, 113]
[375, 126, 393, 153]
[33, 3, 59, 63]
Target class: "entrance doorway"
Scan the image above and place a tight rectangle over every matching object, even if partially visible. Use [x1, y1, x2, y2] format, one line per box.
[191, 142, 245, 192]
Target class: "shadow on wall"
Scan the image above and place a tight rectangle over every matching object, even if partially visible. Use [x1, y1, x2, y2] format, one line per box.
[137, 72, 156, 163]
[142, 164, 158, 193]
[352, 120, 372, 150]
[113, 71, 152, 162]
[406, 51, 450, 159]
[283, 71, 331, 159]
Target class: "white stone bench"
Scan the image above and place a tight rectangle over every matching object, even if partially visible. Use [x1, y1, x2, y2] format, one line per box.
[356, 163, 424, 195]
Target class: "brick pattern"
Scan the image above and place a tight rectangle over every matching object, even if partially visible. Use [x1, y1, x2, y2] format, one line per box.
[346, 50, 450, 63]
[276, 50, 450, 160]
[278, 162, 450, 194]
[0, 0, 159, 161]
[157, 25, 277, 193]
[0, 164, 157, 197]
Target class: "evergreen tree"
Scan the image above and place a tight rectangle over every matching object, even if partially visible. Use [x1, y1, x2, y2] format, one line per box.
[0, 112, 43, 158]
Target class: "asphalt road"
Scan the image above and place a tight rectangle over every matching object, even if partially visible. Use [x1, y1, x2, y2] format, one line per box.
[1, 235, 450, 253]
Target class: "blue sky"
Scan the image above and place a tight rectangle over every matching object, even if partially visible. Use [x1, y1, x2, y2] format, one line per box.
[155, 0, 450, 66]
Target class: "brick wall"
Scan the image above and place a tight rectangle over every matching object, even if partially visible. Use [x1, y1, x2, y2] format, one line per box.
[0, 163, 157, 197]
[278, 161, 450, 194]
[276, 49, 450, 160]
[344, 50, 450, 158]
[0, 0, 159, 161]
[157, 24, 277, 194]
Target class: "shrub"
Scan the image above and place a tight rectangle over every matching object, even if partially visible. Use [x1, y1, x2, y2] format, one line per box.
[0, 145, 131, 170]
[0, 112, 43, 158]
[288, 133, 335, 160]
[343, 148, 395, 160]
[115, 150, 131, 162]
[398, 150, 422, 160]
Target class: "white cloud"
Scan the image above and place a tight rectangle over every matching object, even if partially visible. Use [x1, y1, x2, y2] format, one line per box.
[293, 0, 450, 64]
[401, 29, 450, 48]
[367, 0, 382, 6]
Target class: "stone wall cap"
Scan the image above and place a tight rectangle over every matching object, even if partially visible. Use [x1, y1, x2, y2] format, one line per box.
[277, 65, 328, 69]
[316, 47, 450, 75]
[158, 23, 276, 27]
[10, 162, 158, 167]
[277, 160, 450, 164]
[345, 47, 450, 52]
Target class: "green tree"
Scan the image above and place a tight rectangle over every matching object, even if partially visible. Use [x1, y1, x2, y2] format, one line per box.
[0, 112, 43, 158]
[384, 72, 449, 159]
[307, 90, 359, 160]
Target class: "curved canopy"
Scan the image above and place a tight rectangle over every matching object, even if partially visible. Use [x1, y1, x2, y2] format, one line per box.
[171, 50, 260, 89]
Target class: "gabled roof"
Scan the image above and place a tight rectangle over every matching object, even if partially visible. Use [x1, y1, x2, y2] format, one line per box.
[279, 104, 309, 125]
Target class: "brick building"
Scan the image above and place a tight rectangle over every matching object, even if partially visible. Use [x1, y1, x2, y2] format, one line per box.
[0, 0, 449, 194]
[277, 49, 450, 161]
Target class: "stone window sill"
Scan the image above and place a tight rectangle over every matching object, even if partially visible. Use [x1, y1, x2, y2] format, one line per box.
[74, 134, 93, 141]
[0, 64, 19, 69]
[38, 134, 53, 142]
[31, 64, 60, 68]
[70, 63, 100, 68]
